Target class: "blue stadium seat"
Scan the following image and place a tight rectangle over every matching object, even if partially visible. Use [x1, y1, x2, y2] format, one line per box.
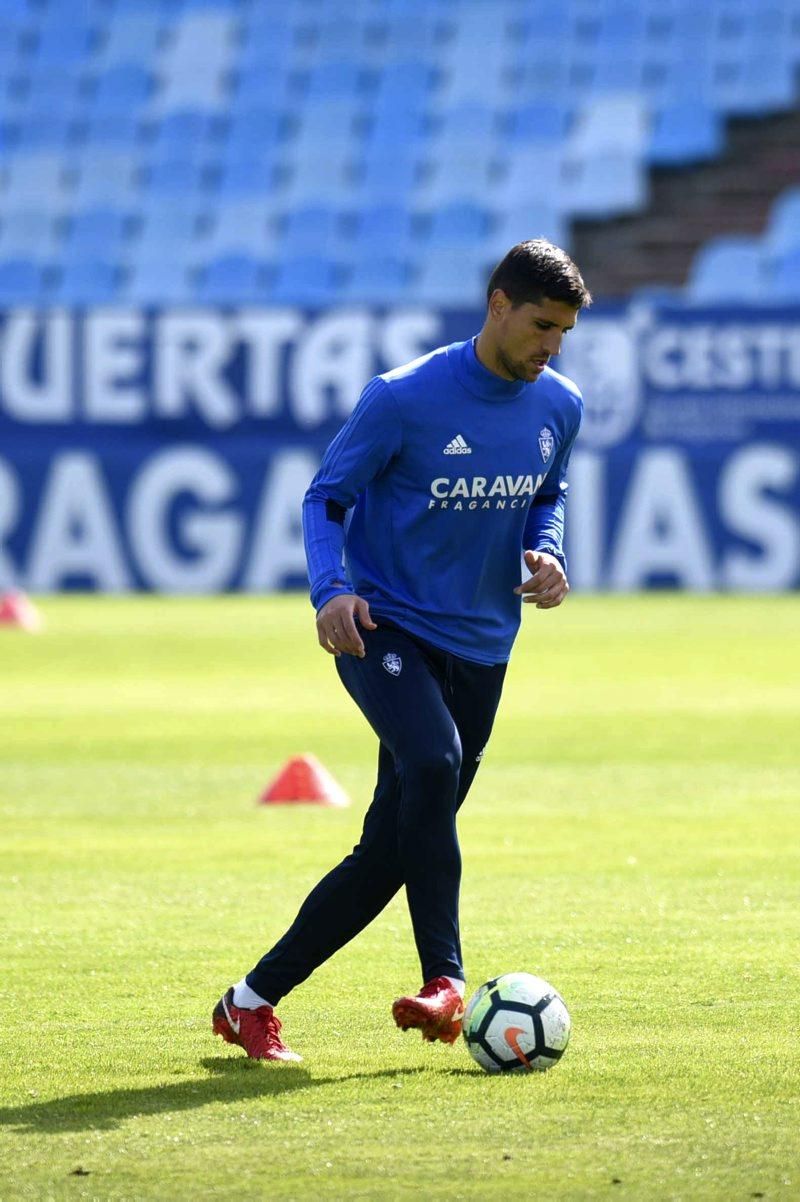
[426, 203, 490, 248]
[687, 236, 768, 302]
[562, 153, 647, 218]
[32, 23, 97, 66]
[302, 18, 373, 65]
[81, 112, 144, 146]
[764, 188, 800, 259]
[96, 15, 165, 67]
[353, 206, 416, 254]
[224, 107, 286, 155]
[294, 100, 363, 145]
[124, 203, 204, 276]
[151, 109, 219, 156]
[120, 259, 194, 304]
[283, 151, 357, 205]
[375, 16, 449, 61]
[588, 57, 647, 94]
[484, 204, 569, 262]
[512, 58, 574, 102]
[2, 153, 67, 206]
[268, 256, 340, 305]
[5, 66, 85, 116]
[340, 258, 412, 303]
[647, 103, 722, 165]
[769, 249, 800, 300]
[492, 145, 566, 206]
[356, 152, 422, 204]
[234, 63, 298, 109]
[506, 104, 570, 143]
[215, 153, 278, 198]
[595, 5, 648, 45]
[70, 152, 142, 206]
[709, 55, 795, 114]
[12, 112, 75, 149]
[305, 62, 367, 100]
[364, 107, 428, 150]
[282, 206, 343, 255]
[414, 248, 487, 306]
[435, 103, 498, 148]
[64, 207, 129, 257]
[371, 63, 435, 109]
[203, 200, 278, 257]
[178, 0, 243, 9]
[144, 160, 208, 196]
[437, 45, 511, 106]
[197, 254, 265, 304]
[238, 21, 298, 68]
[0, 258, 47, 303]
[568, 95, 650, 156]
[0, 208, 59, 258]
[54, 259, 120, 304]
[92, 64, 153, 114]
[416, 145, 496, 206]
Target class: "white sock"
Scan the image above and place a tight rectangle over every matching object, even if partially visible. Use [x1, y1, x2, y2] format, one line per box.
[232, 978, 275, 1009]
[445, 976, 466, 999]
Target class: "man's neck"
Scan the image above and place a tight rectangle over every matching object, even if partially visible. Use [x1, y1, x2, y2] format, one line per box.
[474, 329, 514, 381]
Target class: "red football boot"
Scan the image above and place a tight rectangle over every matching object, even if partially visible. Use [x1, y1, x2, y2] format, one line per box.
[212, 988, 301, 1062]
[392, 976, 465, 1044]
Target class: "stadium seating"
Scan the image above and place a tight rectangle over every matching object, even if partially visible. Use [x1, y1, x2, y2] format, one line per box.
[686, 235, 768, 302]
[0, 0, 799, 305]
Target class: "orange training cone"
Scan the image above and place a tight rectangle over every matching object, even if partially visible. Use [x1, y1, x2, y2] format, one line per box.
[258, 754, 350, 808]
[0, 592, 42, 632]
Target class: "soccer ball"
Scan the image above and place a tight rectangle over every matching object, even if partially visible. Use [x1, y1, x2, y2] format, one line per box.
[462, 972, 570, 1073]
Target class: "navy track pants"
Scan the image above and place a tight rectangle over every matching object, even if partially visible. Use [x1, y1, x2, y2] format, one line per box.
[247, 620, 507, 1005]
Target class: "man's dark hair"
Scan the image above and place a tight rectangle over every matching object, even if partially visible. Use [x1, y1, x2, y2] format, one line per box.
[487, 240, 592, 309]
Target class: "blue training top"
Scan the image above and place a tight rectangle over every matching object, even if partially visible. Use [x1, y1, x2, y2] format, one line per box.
[302, 336, 583, 665]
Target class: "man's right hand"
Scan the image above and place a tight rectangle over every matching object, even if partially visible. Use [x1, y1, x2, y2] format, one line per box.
[316, 593, 377, 658]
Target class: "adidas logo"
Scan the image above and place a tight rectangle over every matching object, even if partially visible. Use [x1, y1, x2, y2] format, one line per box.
[443, 434, 472, 455]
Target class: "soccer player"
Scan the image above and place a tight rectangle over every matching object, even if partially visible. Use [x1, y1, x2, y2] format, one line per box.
[213, 240, 591, 1061]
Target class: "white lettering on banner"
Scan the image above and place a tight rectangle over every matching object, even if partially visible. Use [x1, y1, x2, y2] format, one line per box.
[234, 309, 304, 417]
[244, 450, 317, 589]
[85, 309, 147, 422]
[154, 311, 240, 428]
[610, 449, 714, 590]
[290, 309, 374, 428]
[380, 310, 443, 372]
[720, 445, 800, 589]
[0, 457, 20, 588]
[128, 448, 242, 592]
[0, 310, 71, 421]
[0, 307, 443, 429]
[565, 451, 604, 590]
[643, 323, 800, 391]
[26, 453, 131, 591]
[0, 447, 323, 592]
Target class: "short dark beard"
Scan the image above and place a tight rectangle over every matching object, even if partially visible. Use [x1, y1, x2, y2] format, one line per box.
[496, 347, 537, 382]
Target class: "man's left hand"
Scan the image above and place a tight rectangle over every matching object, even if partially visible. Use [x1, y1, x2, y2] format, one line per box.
[513, 550, 569, 609]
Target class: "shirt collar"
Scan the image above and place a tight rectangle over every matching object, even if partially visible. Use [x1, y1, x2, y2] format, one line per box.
[449, 337, 529, 402]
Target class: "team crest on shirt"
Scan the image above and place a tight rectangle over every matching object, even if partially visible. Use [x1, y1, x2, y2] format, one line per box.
[538, 427, 554, 463]
[382, 652, 402, 676]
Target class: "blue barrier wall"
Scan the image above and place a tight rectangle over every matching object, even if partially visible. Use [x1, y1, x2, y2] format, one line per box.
[0, 304, 798, 592]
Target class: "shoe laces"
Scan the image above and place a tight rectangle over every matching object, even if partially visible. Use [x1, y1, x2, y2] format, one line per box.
[259, 1009, 285, 1046]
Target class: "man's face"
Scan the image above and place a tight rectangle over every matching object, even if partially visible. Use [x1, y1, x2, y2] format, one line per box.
[491, 293, 579, 382]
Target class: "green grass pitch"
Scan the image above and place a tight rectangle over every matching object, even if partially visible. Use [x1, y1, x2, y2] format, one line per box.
[1, 593, 798, 1201]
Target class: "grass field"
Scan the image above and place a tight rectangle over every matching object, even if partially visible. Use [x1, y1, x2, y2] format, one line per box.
[1, 593, 799, 1201]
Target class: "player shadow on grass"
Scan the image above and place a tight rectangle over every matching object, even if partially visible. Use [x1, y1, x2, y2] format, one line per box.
[0, 1059, 478, 1134]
